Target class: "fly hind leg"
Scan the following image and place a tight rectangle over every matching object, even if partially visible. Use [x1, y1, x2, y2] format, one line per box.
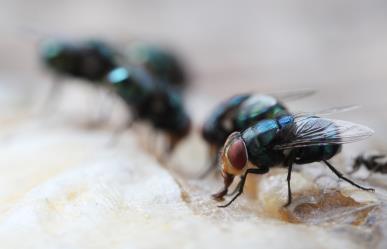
[106, 117, 136, 147]
[198, 146, 220, 179]
[323, 160, 375, 192]
[284, 161, 293, 207]
[283, 151, 296, 207]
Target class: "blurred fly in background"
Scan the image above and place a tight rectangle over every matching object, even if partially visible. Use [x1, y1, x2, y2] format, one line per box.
[38, 37, 192, 154]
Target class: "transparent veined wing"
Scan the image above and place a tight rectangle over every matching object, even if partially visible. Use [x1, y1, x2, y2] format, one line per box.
[268, 89, 316, 102]
[230, 89, 314, 110]
[293, 105, 360, 117]
[273, 115, 374, 150]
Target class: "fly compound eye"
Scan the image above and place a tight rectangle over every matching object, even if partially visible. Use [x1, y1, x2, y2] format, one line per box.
[226, 138, 247, 170]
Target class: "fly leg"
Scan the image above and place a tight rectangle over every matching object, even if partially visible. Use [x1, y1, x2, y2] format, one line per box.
[323, 160, 375, 191]
[218, 167, 269, 208]
[33, 77, 63, 116]
[348, 155, 363, 175]
[164, 132, 185, 157]
[212, 173, 234, 201]
[284, 161, 293, 207]
[198, 159, 217, 178]
[159, 133, 177, 165]
[106, 117, 136, 147]
[283, 152, 296, 207]
[198, 146, 220, 178]
[92, 87, 116, 127]
[226, 176, 243, 196]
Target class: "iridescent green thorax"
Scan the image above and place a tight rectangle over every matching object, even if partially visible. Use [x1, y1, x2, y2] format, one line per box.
[202, 94, 288, 149]
[127, 42, 186, 86]
[242, 119, 285, 167]
[234, 95, 289, 130]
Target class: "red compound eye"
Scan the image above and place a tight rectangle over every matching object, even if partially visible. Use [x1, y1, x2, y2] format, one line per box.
[227, 138, 247, 170]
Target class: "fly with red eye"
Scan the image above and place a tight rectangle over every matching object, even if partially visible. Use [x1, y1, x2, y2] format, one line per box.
[200, 90, 315, 178]
[213, 114, 375, 208]
[227, 138, 248, 170]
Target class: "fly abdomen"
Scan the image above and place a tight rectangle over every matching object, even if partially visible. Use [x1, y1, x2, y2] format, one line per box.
[41, 39, 117, 82]
[294, 144, 342, 164]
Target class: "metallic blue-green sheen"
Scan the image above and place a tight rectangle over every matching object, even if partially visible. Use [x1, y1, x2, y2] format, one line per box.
[108, 67, 154, 106]
[202, 94, 250, 145]
[277, 115, 294, 128]
[242, 115, 342, 168]
[108, 67, 130, 83]
[242, 119, 284, 167]
[128, 43, 186, 86]
[234, 96, 288, 130]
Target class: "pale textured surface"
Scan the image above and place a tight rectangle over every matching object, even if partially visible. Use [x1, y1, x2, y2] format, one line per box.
[0, 82, 384, 249]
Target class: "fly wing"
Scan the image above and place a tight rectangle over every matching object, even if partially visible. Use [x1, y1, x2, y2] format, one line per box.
[293, 105, 360, 118]
[273, 116, 374, 150]
[268, 89, 316, 102]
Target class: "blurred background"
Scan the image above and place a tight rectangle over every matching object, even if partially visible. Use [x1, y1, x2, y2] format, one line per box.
[0, 0, 387, 143]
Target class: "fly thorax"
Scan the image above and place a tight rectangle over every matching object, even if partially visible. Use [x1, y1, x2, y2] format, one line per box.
[242, 120, 284, 167]
[235, 95, 289, 130]
[277, 115, 294, 128]
[241, 94, 277, 108]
